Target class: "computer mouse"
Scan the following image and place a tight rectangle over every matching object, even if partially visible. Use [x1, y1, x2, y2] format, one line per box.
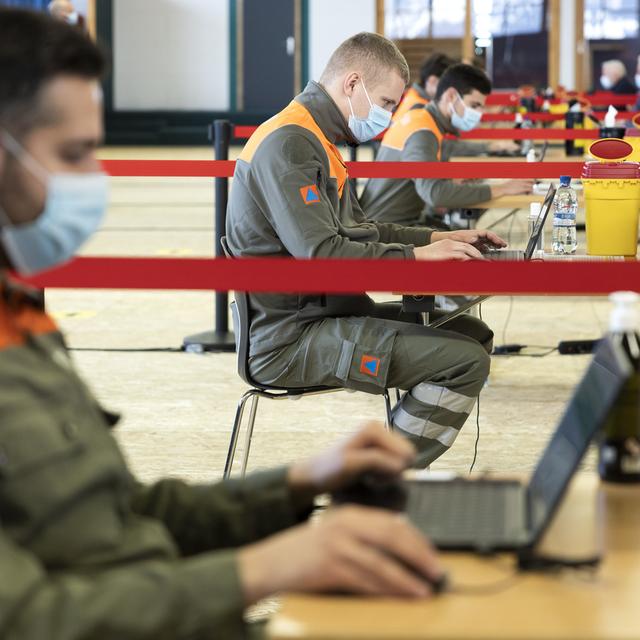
[429, 571, 450, 595]
[395, 561, 450, 596]
[331, 472, 408, 512]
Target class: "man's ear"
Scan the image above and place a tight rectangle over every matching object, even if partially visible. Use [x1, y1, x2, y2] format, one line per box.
[343, 72, 360, 98]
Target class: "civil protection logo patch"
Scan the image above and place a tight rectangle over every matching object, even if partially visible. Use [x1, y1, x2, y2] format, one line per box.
[359, 355, 381, 377]
[300, 184, 320, 205]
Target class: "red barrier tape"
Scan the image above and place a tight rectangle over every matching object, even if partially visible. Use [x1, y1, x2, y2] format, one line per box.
[100, 159, 583, 180]
[21, 256, 640, 296]
[101, 159, 236, 178]
[236, 125, 621, 141]
[453, 129, 601, 140]
[485, 92, 637, 107]
[346, 161, 583, 179]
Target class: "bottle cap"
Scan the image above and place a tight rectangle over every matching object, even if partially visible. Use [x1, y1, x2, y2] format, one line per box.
[529, 202, 542, 219]
[559, 175, 571, 186]
[609, 291, 640, 333]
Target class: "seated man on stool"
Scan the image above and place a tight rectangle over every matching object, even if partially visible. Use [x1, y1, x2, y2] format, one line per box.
[226, 33, 502, 464]
[360, 63, 534, 228]
[0, 10, 444, 638]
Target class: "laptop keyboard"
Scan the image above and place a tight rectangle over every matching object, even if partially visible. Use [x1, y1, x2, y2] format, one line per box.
[406, 480, 526, 547]
[485, 249, 525, 261]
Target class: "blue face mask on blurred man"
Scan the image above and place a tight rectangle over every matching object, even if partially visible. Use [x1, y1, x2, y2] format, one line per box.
[450, 93, 482, 132]
[0, 130, 109, 276]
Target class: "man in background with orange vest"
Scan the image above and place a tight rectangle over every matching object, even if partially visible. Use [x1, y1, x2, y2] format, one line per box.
[227, 34, 506, 465]
[361, 64, 534, 227]
[393, 53, 518, 160]
[392, 52, 454, 122]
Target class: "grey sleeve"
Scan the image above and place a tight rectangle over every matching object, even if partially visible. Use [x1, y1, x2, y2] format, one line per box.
[349, 186, 433, 246]
[130, 467, 311, 555]
[0, 524, 248, 639]
[444, 138, 489, 157]
[252, 132, 414, 260]
[404, 131, 492, 208]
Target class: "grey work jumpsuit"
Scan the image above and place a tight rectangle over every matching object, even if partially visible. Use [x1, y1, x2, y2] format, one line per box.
[226, 81, 493, 466]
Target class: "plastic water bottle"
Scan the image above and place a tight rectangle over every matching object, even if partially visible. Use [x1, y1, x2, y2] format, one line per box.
[551, 176, 578, 254]
[599, 292, 640, 483]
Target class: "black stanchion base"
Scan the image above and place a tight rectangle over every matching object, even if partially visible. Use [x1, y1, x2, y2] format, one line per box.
[182, 331, 236, 353]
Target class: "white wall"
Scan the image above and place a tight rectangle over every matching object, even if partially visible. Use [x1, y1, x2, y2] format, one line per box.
[113, 0, 229, 111]
[308, 0, 376, 82]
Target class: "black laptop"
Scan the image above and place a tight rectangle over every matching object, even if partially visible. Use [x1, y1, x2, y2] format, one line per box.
[404, 335, 631, 553]
[428, 185, 555, 329]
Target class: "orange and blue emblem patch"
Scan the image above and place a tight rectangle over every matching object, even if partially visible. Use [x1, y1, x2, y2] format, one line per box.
[360, 355, 381, 377]
[300, 184, 320, 205]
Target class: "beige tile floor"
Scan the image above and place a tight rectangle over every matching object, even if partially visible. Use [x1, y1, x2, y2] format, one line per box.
[44, 146, 612, 486]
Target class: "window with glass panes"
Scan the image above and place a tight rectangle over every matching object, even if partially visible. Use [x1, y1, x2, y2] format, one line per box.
[385, 0, 544, 39]
[585, 0, 639, 40]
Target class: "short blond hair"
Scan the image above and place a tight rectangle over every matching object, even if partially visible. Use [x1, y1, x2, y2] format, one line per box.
[602, 59, 627, 81]
[320, 32, 410, 87]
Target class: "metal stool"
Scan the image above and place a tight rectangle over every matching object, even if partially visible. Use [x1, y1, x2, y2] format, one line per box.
[220, 237, 396, 478]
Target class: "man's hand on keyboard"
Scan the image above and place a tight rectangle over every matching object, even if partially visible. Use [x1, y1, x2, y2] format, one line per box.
[431, 229, 507, 252]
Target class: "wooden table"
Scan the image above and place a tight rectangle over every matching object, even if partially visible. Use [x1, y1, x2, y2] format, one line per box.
[267, 475, 640, 640]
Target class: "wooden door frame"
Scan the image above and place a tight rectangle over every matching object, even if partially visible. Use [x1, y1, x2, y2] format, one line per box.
[233, 0, 304, 111]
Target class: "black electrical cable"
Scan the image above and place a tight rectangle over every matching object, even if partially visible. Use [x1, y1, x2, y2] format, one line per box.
[469, 392, 481, 474]
[449, 570, 521, 596]
[69, 347, 184, 353]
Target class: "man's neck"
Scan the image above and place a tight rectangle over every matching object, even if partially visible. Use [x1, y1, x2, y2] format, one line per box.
[318, 81, 350, 125]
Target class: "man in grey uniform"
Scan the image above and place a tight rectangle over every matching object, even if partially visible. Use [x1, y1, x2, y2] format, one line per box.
[360, 64, 534, 227]
[226, 34, 505, 465]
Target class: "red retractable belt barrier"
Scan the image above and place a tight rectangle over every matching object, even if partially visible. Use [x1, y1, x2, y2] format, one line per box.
[100, 159, 583, 180]
[234, 125, 629, 142]
[485, 92, 638, 107]
[19, 256, 640, 296]
[452, 129, 602, 140]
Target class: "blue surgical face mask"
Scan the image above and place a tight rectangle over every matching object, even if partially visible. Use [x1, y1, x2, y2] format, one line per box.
[450, 93, 482, 132]
[600, 75, 613, 90]
[347, 80, 392, 143]
[0, 131, 109, 276]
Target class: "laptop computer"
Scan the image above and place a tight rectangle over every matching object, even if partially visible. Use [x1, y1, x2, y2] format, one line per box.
[481, 183, 554, 261]
[404, 335, 631, 554]
[488, 140, 549, 160]
[428, 185, 555, 329]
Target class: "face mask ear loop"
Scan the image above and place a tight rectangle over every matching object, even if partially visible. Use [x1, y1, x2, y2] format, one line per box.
[361, 79, 374, 110]
[0, 130, 49, 185]
[347, 94, 356, 119]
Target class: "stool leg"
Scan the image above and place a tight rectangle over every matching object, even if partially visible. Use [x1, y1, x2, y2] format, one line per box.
[383, 390, 393, 431]
[224, 390, 253, 479]
[240, 393, 260, 477]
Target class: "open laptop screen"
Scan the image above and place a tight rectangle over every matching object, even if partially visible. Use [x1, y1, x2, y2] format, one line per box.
[523, 185, 555, 259]
[527, 336, 631, 540]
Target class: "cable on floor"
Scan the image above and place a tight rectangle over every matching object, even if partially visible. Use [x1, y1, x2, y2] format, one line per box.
[69, 347, 184, 353]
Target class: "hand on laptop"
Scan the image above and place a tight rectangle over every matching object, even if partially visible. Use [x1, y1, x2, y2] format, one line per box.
[288, 421, 415, 495]
[491, 179, 536, 198]
[430, 229, 507, 253]
[488, 140, 520, 154]
[415, 240, 485, 261]
[239, 505, 443, 602]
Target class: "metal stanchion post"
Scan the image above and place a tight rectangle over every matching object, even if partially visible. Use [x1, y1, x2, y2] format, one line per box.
[182, 119, 236, 352]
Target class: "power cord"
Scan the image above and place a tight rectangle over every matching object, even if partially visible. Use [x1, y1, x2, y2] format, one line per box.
[469, 392, 481, 474]
[449, 570, 521, 596]
[69, 347, 184, 353]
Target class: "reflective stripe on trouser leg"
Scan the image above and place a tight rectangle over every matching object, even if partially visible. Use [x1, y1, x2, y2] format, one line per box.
[392, 382, 478, 466]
